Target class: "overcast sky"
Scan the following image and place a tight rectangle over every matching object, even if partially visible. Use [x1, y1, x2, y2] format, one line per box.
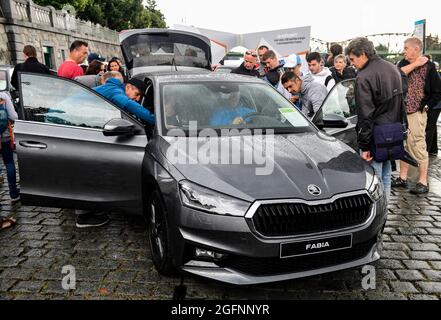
[154, 0, 440, 42]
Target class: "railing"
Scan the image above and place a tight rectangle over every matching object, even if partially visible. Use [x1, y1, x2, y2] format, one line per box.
[13, 0, 29, 21]
[2, 0, 118, 42]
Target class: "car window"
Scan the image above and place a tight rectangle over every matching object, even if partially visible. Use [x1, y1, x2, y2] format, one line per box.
[20, 73, 122, 129]
[161, 82, 313, 134]
[320, 79, 356, 118]
[122, 33, 211, 70]
[0, 70, 7, 91]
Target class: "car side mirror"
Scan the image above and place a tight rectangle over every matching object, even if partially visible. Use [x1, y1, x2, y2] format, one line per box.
[322, 114, 349, 128]
[103, 118, 135, 136]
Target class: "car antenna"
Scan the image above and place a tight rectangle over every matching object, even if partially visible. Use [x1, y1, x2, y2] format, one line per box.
[171, 57, 178, 72]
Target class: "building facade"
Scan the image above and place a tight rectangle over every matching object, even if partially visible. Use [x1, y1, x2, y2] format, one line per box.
[0, 0, 121, 68]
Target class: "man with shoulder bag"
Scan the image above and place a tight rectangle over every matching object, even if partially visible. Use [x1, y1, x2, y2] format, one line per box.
[346, 38, 408, 203]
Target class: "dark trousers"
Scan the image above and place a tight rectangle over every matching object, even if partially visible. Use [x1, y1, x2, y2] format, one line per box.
[1, 141, 20, 199]
[426, 108, 441, 154]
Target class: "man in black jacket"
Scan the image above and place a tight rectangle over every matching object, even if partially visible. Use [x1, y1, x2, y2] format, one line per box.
[231, 51, 259, 77]
[11, 45, 51, 91]
[392, 37, 441, 194]
[346, 37, 405, 202]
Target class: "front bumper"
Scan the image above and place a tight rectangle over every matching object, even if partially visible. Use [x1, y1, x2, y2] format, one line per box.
[168, 191, 387, 285]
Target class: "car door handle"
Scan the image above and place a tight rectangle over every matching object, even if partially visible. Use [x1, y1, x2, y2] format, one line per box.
[19, 141, 47, 149]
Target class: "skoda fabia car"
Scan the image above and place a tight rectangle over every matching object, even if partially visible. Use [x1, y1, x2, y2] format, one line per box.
[13, 29, 386, 285]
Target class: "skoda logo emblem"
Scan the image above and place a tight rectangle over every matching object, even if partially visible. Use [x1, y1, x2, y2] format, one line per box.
[308, 185, 322, 196]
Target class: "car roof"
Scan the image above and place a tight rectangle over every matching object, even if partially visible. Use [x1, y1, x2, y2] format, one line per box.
[136, 71, 264, 84]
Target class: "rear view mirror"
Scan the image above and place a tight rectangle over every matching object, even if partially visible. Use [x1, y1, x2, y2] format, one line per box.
[103, 118, 135, 136]
[321, 114, 349, 128]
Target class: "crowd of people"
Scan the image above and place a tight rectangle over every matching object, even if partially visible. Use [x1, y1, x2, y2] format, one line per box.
[1, 35, 441, 230]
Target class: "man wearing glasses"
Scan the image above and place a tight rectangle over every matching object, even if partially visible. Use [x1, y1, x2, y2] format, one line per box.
[231, 51, 259, 77]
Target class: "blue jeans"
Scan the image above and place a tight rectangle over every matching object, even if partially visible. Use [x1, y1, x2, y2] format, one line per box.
[1, 141, 20, 199]
[370, 160, 391, 204]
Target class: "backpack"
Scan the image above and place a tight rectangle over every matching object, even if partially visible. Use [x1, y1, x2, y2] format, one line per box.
[0, 102, 9, 135]
[325, 75, 333, 87]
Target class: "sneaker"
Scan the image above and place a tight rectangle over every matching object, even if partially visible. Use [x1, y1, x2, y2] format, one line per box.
[10, 195, 21, 205]
[410, 183, 429, 195]
[76, 212, 109, 228]
[391, 177, 408, 188]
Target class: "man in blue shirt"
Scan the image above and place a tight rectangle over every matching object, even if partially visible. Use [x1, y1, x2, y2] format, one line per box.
[94, 75, 155, 124]
[210, 90, 255, 126]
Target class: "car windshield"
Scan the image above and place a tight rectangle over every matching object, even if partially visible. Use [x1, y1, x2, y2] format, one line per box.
[160, 81, 313, 135]
[122, 33, 211, 70]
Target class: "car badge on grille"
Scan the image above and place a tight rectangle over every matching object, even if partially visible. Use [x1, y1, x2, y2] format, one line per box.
[307, 184, 322, 196]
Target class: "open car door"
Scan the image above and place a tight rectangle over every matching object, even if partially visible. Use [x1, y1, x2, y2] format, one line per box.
[14, 72, 148, 214]
[312, 79, 359, 150]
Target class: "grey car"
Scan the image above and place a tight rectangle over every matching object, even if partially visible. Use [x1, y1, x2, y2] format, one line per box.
[13, 30, 386, 285]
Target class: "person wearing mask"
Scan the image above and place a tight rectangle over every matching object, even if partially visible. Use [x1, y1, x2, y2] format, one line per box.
[11, 45, 51, 91]
[57, 40, 89, 79]
[330, 54, 357, 83]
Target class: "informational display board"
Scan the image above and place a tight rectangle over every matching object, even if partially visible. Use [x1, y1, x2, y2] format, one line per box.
[414, 19, 426, 53]
[174, 24, 311, 65]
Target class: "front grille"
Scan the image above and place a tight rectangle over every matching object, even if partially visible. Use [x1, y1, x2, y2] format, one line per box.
[218, 238, 376, 276]
[251, 194, 373, 237]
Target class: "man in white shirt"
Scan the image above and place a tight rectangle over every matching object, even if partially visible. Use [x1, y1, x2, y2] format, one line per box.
[306, 52, 335, 92]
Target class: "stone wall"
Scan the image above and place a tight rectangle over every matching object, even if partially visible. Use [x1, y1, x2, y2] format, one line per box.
[0, 0, 121, 68]
[0, 19, 12, 64]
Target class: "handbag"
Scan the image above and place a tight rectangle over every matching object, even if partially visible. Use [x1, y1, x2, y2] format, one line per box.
[371, 122, 406, 162]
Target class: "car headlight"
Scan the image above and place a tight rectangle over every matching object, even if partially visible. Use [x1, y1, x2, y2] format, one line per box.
[179, 180, 251, 217]
[366, 170, 384, 202]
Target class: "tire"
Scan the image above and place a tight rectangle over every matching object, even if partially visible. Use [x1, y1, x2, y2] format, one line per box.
[147, 189, 177, 276]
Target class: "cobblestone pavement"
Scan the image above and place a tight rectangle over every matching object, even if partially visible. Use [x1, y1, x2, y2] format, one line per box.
[1, 133, 441, 300]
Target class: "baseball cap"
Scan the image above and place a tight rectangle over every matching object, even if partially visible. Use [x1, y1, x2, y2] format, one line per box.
[128, 78, 148, 96]
[88, 52, 105, 64]
[284, 54, 302, 68]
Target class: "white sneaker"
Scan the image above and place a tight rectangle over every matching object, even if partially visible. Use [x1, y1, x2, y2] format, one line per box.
[11, 196, 21, 205]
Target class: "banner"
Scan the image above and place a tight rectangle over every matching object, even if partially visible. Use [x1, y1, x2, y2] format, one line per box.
[174, 24, 311, 64]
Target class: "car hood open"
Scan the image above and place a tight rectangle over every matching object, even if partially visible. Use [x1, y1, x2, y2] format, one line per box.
[160, 132, 372, 202]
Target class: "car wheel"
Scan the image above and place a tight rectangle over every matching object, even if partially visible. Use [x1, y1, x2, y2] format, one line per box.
[147, 189, 177, 276]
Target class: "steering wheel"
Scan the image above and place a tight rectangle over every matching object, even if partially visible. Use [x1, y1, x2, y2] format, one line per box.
[239, 112, 282, 126]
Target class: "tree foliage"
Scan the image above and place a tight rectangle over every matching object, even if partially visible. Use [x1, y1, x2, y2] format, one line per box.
[33, 0, 166, 31]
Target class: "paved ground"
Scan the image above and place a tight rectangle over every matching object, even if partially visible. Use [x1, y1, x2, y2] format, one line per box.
[1, 133, 441, 300]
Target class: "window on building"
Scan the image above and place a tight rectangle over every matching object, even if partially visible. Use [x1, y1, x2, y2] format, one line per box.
[43, 46, 54, 69]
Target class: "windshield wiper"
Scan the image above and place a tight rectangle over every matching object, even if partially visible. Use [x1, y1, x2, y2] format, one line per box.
[171, 57, 178, 72]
